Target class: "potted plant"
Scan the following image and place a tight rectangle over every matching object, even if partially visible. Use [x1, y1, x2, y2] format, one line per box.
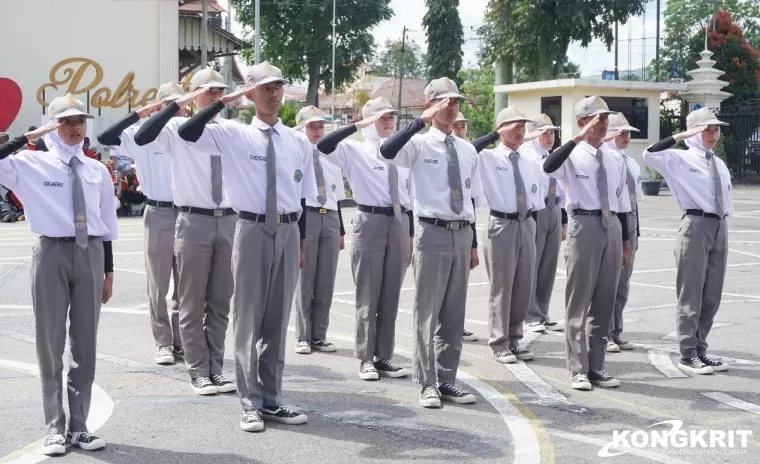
[642, 167, 662, 196]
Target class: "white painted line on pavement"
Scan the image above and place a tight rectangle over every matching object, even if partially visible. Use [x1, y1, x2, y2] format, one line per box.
[632, 342, 760, 367]
[503, 362, 586, 413]
[702, 392, 760, 415]
[0, 359, 114, 464]
[647, 350, 688, 378]
[548, 429, 696, 464]
[0, 304, 149, 315]
[662, 322, 732, 341]
[631, 281, 760, 300]
[729, 248, 760, 259]
[331, 297, 488, 326]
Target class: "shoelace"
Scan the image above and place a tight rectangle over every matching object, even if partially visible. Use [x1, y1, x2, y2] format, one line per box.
[590, 370, 611, 380]
[375, 359, 396, 370]
[196, 377, 214, 387]
[45, 435, 65, 445]
[265, 405, 297, 415]
[211, 374, 228, 384]
[496, 350, 513, 357]
[361, 360, 376, 371]
[442, 384, 465, 396]
[700, 355, 721, 364]
[422, 386, 439, 398]
[68, 432, 94, 445]
[244, 410, 263, 421]
[158, 346, 173, 356]
[687, 357, 708, 367]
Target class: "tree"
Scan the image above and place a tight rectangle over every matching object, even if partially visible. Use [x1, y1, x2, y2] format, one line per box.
[687, 11, 760, 106]
[457, 67, 495, 139]
[231, 0, 393, 106]
[423, 0, 464, 82]
[370, 38, 427, 79]
[482, 0, 646, 81]
[650, 0, 760, 81]
[241, 100, 301, 127]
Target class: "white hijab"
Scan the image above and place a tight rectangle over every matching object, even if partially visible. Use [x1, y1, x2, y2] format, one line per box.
[603, 139, 622, 154]
[361, 124, 384, 146]
[520, 137, 549, 158]
[42, 118, 85, 157]
[684, 132, 711, 154]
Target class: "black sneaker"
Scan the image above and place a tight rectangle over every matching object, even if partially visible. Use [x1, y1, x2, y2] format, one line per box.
[612, 337, 634, 350]
[419, 385, 442, 408]
[173, 346, 184, 358]
[543, 321, 562, 331]
[359, 360, 379, 381]
[510, 345, 535, 361]
[261, 405, 308, 425]
[191, 376, 218, 395]
[439, 383, 476, 404]
[42, 434, 66, 456]
[373, 359, 409, 378]
[588, 370, 620, 388]
[211, 374, 236, 393]
[66, 431, 105, 451]
[310, 339, 337, 353]
[699, 355, 728, 372]
[525, 321, 546, 332]
[678, 357, 713, 375]
[239, 410, 265, 432]
[462, 330, 479, 341]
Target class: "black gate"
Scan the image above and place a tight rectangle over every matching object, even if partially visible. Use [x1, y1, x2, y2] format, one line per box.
[718, 99, 760, 179]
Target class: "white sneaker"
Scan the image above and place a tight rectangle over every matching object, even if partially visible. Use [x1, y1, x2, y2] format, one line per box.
[606, 340, 620, 353]
[240, 410, 265, 432]
[42, 434, 66, 456]
[155, 346, 175, 365]
[462, 330, 479, 341]
[494, 350, 517, 364]
[571, 373, 593, 391]
[525, 322, 546, 333]
[294, 340, 312, 354]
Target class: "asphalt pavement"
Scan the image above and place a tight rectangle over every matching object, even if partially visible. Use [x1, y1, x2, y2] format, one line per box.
[1, 187, 760, 464]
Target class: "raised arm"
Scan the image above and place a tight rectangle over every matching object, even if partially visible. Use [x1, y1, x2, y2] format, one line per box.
[543, 115, 602, 173]
[380, 98, 451, 165]
[642, 126, 705, 175]
[471, 131, 499, 153]
[0, 123, 59, 159]
[98, 102, 162, 146]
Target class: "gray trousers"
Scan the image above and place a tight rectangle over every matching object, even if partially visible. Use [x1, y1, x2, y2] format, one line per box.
[144, 205, 181, 348]
[234, 220, 300, 411]
[675, 215, 728, 358]
[610, 211, 639, 338]
[412, 220, 472, 386]
[32, 237, 104, 434]
[351, 211, 411, 361]
[564, 214, 622, 374]
[484, 216, 537, 352]
[295, 210, 341, 341]
[174, 212, 235, 379]
[526, 207, 562, 324]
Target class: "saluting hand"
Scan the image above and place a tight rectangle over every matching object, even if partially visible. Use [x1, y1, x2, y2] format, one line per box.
[355, 112, 382, 130]
[136, 101, 163, 118]
[420, 98, 451, 124]
[220, 85, 255, 106]
[24, 121, 60, 141]
[572, 115, 602, 143]
[174, 88, 208, 109]
[523, 129, 546, 142]
[602, 130, 622, 142]
[102, 272, 114, 304]
[673, 125, 707, 142]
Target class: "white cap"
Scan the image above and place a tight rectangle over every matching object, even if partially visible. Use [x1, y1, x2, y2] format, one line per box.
[245, 61, 287, 88]
[361, 97, 398, 119]
[424, 77, 465, 102]
[496, 106, 532, 127]
[574, 96, 616, 119]
[296, 106, 327, 129]
[156, 82, 185, 102]
[607, 113, 640, 132]
[455, 112, 468, 123]
[48, 93, 93, 120]
[686, 107, 729, 129]
[189, 68, 228, 91]
[527, 113, 560, 133]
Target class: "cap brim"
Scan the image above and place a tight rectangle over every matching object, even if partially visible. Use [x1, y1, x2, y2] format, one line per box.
[295, 116, 328, 130]
[497, 117, 533, 127]
[690, 119, 729, 128]
[366, 108, 398, 119]
[161, 93, 184, 102]
[197, 81, 229, 90]
[54, 109, 94, 119]
[610, 124, 640, 132]
[428, 92, 465, 102]
[252, 76, 287, 88]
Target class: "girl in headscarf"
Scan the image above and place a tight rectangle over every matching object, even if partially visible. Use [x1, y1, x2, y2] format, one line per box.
[643, 107, 733, 376]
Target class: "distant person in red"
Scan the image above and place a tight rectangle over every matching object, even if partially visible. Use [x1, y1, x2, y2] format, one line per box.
[0, 131, 24, 222]
[82, 137, 98, 159]
[118, 165, 146, 216]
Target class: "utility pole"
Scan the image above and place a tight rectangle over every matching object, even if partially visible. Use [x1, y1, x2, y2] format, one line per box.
[614, 22, 619, 80]
[201, 0, 208, 68]
[396, 26, 406, 131]
[655, 0, 661, 81]
[254, 0, 261, 64]
[331, 0, 337, 129]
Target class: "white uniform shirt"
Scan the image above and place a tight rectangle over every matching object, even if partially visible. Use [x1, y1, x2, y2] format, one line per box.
[186, 117, 317, 214]
[606, 144, 645, 205]
[142, 117, 233, 209]
[114, 124, 174, 202]
[479, 143, 545, 213]
[324, 139, 412, 210]
[521, 142, 566, 207]
[643, 145, 734, 216]
[384, 126, 483, 222]
[0, 147, 119, 240]
[307, 148, 346, 211]
[546, 141, 631, 214]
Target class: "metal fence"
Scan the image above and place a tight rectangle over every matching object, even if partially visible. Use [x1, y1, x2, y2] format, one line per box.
[717, 99, 760, 179]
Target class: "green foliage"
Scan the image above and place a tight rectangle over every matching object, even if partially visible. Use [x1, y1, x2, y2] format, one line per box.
[370, 38, 427, 79]
[423, 0, 464, 82]
[645, 166, 663, 181]
[230, 0, 393, 105]
[686, 11, 760, 106]
[457, 67, 495, 138]
[239, 101, 301, 128]
[655, 0, 760, 80]
[482, 0, 646, 81]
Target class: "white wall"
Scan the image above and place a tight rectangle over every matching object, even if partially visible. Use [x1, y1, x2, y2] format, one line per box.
[0, 0, 178, 145]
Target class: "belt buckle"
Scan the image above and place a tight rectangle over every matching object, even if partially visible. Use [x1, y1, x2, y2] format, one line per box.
[447, 220, 462, 230]
[213, 209, 223, 218]
[318, 208, 327, 214]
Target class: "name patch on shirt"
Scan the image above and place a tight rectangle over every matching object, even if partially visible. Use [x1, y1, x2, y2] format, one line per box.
[424, 159, 439, 164]
[250, 155, 267, 161]
[496, 166, 508, 172]
[373, 166, 385, 171]
[575, 174, 589, 180]
[689, 168, 702, 173]
[44, 181, 63, 187]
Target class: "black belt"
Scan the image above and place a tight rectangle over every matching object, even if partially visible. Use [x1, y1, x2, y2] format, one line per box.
[239, 211, 299, 224]
[418, 217, 471, 230]
[146, 199, 175, 208]
[357, 204, 408, 216]
[305, 205, 336, 214]
[572, 208, 617, 216]
[490, 209, 532, 220]
[544, 197, 561, 206]
[43, 235, 99, 242]
[178, 206, 236, 217]
[685, 209, 725, 220]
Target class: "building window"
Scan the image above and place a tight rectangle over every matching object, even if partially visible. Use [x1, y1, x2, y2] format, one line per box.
[540, 96, 562, 149]
[597, 97, 649, 140]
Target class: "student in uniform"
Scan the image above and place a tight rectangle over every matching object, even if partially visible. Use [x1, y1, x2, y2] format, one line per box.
[542, 96, 631, 391]
[520, 114, 566, 333]
[0, 94, 118, 455]
[642, 107, 732, 375]
[292, 106, 346, 355]
[380, 77, 481, 408]
[468, 107, 544, 363]
[133, 69, 236, 396]
[98, 82, 185, 365]
[317, 97, 413, 381]
[603, 114, 643, 353]
[451, 111, 479, 342]
[175, 61, 313, 432]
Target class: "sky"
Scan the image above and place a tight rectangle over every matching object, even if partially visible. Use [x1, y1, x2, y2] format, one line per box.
[217, 0, 667, 78]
